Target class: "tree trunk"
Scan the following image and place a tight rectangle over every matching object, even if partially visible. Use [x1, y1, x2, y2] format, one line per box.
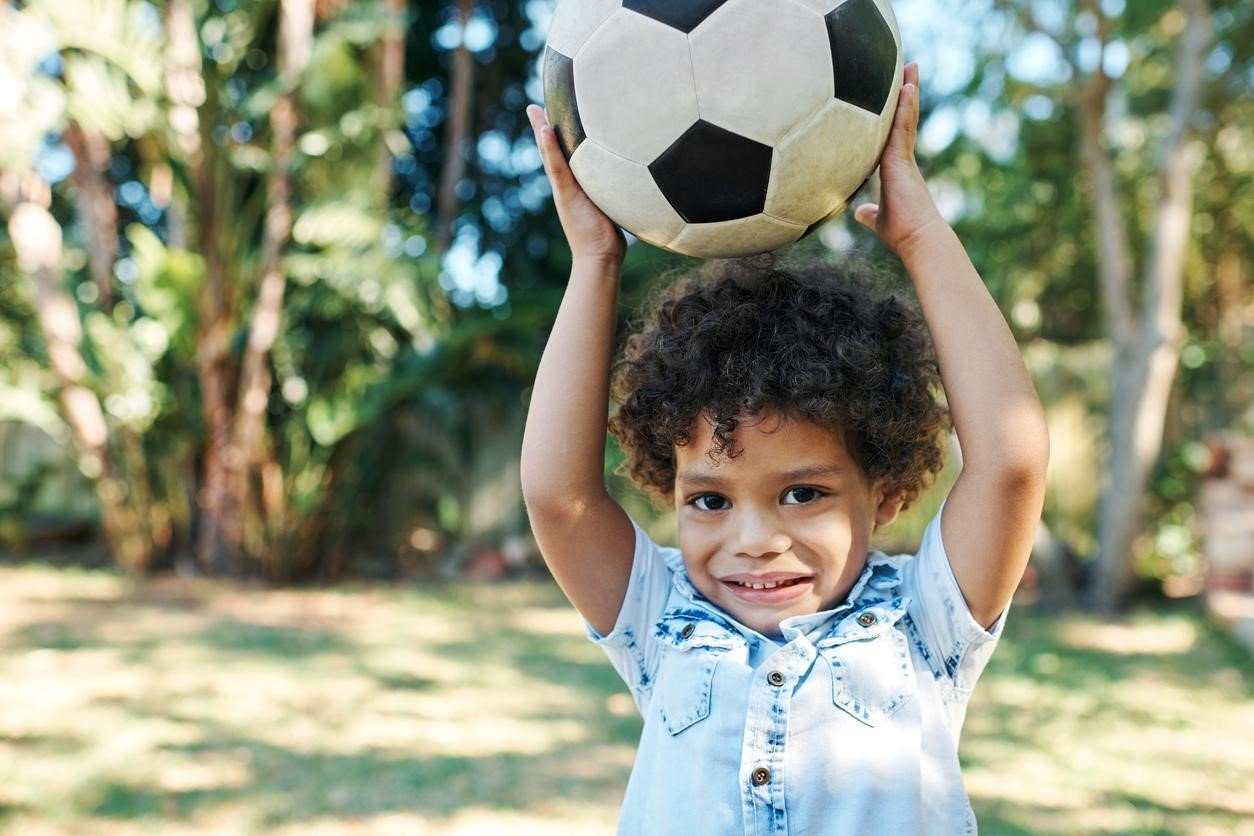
[1031, 520, 1080, 609]
[374, 0, 406, 203]
[164, 0, 238, 574]
[6, 180, 152, 571]
[1213, 249, 1248, 423]
[435, 0, 476, 254]
[1086, 0, 1210, 611]
[231, 0, 315, 571]
[63, 125, 116, 308]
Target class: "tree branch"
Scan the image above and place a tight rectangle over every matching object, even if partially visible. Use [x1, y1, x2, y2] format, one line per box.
[1141, 0, 1210, 343]
[1074, 8, 1136, 349]
[435, 0, 475, 255]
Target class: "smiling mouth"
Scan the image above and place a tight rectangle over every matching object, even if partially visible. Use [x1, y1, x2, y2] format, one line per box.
[728, 577, 810, 591]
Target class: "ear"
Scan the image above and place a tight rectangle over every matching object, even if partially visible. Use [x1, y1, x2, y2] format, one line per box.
[872, 487, 905, 531]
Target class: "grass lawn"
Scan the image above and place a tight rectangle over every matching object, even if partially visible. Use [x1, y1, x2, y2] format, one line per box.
[0, 565, 1250, 834]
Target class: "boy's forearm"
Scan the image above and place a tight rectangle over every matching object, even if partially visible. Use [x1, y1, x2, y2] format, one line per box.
[520, 256, 622, 509]
[898, 221, 1049, 476]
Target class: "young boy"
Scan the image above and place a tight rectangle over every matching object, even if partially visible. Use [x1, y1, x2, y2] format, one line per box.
[521, 64, 1048, 834]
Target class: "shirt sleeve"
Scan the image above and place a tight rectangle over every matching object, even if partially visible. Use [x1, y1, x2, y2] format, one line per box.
[584, 519, 674, 711]
[900, 503, 1008, 693]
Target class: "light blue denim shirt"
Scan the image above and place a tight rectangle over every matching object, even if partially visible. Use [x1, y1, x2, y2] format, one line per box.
[587, 509, 1006, 835]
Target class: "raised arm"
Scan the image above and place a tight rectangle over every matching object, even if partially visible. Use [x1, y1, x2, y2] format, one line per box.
[855, 64, 1049, 628]
[520, 105, 635, 636]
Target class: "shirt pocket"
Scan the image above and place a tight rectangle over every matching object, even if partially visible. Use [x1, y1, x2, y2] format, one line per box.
[653, 610, 745, 735]
[817, 603, 916, 727]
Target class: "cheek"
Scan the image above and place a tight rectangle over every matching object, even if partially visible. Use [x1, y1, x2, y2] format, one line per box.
[802, 512, 855, 542]
[677, 521, 719, 574]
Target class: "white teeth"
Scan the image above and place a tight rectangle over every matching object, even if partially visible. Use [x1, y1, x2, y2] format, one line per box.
[736, 579, 798, 590]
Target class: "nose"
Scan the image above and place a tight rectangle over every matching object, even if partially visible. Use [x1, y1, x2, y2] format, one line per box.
[731, 509, 792, 558]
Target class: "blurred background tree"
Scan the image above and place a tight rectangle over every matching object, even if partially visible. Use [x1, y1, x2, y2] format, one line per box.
[907, 0, 1251, 608]
[0, 0, 1249, 608]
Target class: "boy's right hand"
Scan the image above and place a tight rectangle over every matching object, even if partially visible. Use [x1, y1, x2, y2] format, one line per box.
[528, 104, 626, 265]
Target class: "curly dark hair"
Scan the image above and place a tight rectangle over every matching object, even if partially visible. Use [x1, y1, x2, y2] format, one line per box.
[609, 257, 950, 509]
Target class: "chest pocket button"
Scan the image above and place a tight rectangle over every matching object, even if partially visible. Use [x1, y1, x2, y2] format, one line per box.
[857, 612, 877, 627]
[680, 623, 695, 639]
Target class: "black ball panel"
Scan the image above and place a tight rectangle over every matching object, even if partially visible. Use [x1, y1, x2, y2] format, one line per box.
[623, 0, 731, 34]
[543, 46, 585, 158]
[649, 120, 773, 224]
[825, 0, 899, 115]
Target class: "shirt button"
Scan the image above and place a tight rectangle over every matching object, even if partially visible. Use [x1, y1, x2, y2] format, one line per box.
[751, 767, 771, 786]
[767, 670, 785, 687]
[857, 612, 877, 627]
[680, 623, 695, 639]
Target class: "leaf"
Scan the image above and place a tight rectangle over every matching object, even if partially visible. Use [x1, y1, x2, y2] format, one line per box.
[292, 203, 382, 249]
[305, 395, 359, 447]
[0, 373, 67, 442]
[0, 7, 66, 172]
[127, 225, 202, 365]
[27, 0, 163, 95]
[62, 54, 158, 140]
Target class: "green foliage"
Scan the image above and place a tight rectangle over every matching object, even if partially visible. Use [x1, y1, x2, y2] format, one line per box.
[0, 0, 570, 575]
[918, 0, 1253, 581]
[2, 0, 1247, 582]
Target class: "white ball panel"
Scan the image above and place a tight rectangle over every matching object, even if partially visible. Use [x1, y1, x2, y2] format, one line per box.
[546, 0, 622, 58]
[575, 10, 700, 163]
[791, 0, 839, 12]
[568, 140, 685, 248]
[667, 214, 806, 259]
[690, 0, 833, 146]
[792, 199, 849, 234]
[765, 97, 884, 224]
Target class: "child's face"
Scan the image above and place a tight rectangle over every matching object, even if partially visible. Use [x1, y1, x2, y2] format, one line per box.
[673, 413, 901, 638]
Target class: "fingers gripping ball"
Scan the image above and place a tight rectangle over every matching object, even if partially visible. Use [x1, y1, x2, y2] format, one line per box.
[542, 0, 903, 259]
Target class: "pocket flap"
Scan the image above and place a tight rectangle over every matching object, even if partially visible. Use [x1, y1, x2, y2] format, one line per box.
[822, 620, 916, 727]
[652, 608, 742, 735]
[654, 608, 744, 652]
[815, 596, 911, 649]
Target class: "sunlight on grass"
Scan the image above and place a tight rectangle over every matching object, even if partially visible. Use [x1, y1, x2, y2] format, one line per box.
[1, 564, 1251, 834]
[963, 608, 1254, 835]
[1058, 618, 1199, 655]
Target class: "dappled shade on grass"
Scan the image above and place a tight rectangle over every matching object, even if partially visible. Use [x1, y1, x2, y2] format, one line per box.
[0, 565, 1249, 834]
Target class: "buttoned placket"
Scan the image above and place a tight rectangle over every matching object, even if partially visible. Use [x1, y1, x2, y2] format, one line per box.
[739, 638, 818, 835]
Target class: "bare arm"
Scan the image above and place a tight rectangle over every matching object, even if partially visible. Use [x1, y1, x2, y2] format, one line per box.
[520, 105, 634, 636]
[856, 65, 1049, 628]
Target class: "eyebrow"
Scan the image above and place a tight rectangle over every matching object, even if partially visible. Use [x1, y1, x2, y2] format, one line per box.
[676, 464, 846, 488]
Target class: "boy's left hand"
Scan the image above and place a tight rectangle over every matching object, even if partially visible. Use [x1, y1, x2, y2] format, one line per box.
[854, 62, 945, 259]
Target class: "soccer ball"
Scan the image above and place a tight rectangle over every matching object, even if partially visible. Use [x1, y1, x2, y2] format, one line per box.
[542, 0, 902, 259]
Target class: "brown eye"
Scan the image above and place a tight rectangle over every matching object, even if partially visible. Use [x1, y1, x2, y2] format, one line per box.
[782, 487, 823, 505]
[692, 494, 729, 512]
